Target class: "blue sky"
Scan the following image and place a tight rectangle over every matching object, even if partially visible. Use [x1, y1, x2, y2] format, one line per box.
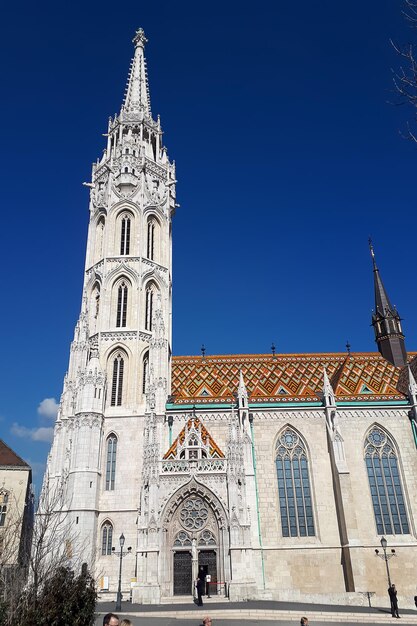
[1, 0, 416, 489]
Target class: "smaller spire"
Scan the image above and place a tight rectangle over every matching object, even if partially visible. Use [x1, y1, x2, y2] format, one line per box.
[408, 365, 417, 404]
[238, 370, 248, 402]
[237, 369, 249, 424]
[369, 240, 407, 368]
[322, 367, 336, 407]
[122, 27, 152, 117]
[369, 239, 395, 316]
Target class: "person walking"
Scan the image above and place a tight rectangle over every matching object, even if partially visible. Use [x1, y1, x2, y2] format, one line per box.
[196, 576, 205, 606]
[388, 584, 400, 618]
[300, 617, 309, 626]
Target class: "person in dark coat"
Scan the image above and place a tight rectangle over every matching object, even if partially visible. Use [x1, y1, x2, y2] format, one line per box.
[196, 574, 205, 606]
[388, 584, 400, 618]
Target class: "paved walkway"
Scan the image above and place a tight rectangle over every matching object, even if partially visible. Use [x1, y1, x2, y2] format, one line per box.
[96, 599, 417, 625]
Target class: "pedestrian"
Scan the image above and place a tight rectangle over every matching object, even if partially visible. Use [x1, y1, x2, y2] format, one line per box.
[300, 617, 309, 626]
[196, 576, 205, 606]
[388, 584, 400, 618]
[103, 614, 119, 626]
[201, 618, 212, 626]
[414, 595, 417, 609]
[120, 620, 132, 626]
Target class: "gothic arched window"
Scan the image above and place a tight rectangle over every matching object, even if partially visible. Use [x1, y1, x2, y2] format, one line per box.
[110, 354, 124, 407]
[142, 352, 149, 395]
[120, 215, 131, 255]
[101, 521, 113, 554]
[198, 529, 216, 546]
[116, 282, 128, 328]
[105, 435, 117, 490]
[275, 428, 315, 537]
[145, 284, 156, 331]
[147, 218, 155, 260]
[0, 491, 9, 527]
[365, 426, 409, 535]
[173, 530, 192, 547]
[95, 216, 105, 263]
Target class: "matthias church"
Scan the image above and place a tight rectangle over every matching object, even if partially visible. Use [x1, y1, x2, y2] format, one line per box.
[44, 29, 417, 606]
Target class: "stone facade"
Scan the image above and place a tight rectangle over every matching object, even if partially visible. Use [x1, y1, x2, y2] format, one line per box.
[0, 440, 33, 568]
[43, 29, 417, 608]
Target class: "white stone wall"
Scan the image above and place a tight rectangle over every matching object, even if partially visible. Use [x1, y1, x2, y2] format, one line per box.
[247, 404, 417, 605]
[0, 466, 32, 566]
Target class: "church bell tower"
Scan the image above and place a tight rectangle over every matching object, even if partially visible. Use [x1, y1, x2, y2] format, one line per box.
[45, 28, 176, 566]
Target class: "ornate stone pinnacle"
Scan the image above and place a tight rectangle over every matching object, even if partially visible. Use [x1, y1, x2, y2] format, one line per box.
[133, 28, 148, 48]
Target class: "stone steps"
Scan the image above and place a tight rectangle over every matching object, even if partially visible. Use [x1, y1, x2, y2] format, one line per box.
[98, 608, 417, 623]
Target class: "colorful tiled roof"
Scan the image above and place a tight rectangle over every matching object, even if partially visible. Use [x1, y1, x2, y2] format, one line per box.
[163, 417, 225, 459]
[170, 353, 417, 405]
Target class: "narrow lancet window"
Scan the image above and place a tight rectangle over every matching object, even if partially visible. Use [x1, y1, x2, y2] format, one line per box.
[101, 521, 113, 553]
[147, 219, 155, 260]
[116, 282, 128, 327]
[145, 287, 153, 331]
[120, 216, 131, 255]
[142, 353, 149, 395]
[365, 427, 409, 535]
[105, 435, 117, 490]
[275, 428, 315, 537]
[110, 355, 124, 406]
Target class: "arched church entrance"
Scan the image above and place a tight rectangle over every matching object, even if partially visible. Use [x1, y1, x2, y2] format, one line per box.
[171, 495, 220, 596]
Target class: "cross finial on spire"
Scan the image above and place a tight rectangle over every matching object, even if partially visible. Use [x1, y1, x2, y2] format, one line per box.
[122, 28, 152, 116]
[346, 340, 351, 356]
[201, 344, 206, 359]
[369, 237, 377, 270]
[133, 28, 148, 49]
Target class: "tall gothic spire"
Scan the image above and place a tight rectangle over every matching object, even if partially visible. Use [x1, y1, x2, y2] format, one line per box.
[122, 28, 152, 117]
[369, 240, 407, 368]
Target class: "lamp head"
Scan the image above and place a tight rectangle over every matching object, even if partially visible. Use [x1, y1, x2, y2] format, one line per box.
[375, 549, 379, 555]
[120, 533, 125, 547]
[380, 536, 387, 550]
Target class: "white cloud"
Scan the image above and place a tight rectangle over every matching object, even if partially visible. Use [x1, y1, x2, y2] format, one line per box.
[11, 423, 54, 443]
[37, 397, 59, 420]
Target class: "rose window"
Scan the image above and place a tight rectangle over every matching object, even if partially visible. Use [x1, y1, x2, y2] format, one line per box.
[180, 497, 208, 530]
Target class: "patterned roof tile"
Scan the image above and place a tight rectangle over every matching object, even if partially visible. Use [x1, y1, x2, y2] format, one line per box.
[171, 353, 417, 404]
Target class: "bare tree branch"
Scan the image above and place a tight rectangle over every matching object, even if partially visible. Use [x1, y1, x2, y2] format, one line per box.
[391, 2, 417, 142]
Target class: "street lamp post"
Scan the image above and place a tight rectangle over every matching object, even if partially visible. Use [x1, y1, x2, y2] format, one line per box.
[375, 536, 396, 588]
[112, 533, 132, 612]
